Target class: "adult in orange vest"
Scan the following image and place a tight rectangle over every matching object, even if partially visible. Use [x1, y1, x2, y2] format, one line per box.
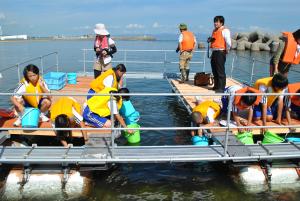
[176, 23, 196, 83]
[208, 16, 231, 93]
[269, 29, 300, 77]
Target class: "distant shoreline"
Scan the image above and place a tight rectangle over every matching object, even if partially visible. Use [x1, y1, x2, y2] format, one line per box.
[0, 35, 156, 42]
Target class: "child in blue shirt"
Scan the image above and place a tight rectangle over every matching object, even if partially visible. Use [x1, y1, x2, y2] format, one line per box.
[118, 88, 140, 125]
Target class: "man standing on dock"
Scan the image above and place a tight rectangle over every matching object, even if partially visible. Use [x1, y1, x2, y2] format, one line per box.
[176, 23, 196, 83]
[208, 16, 231, 93]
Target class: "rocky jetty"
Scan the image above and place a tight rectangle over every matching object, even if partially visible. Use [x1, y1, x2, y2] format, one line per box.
[231, 31, 280, 52]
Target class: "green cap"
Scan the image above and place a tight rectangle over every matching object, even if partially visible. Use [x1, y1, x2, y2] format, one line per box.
[179, 23, 187, 30]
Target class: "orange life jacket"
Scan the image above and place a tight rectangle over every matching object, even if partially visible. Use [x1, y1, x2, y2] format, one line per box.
[210, 26, 226, 49]
[288, 82, 300, 106]
[234, 87, 262, 110]
[281, 32, 300, 65]
[180, 31, 195, 51]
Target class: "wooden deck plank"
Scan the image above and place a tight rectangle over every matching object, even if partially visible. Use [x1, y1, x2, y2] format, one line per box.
[170, 78, 300, 135]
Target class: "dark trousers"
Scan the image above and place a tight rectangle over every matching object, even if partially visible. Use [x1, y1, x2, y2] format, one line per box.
[211, 50, 226, 91]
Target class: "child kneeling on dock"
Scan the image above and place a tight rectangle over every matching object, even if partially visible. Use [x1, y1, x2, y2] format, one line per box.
[221, 85, 261, 132]
[83, 87, 133, 134]
[118, 88, 140, 125]
[284, 83, 300, 131]
[11, 64, 52, 126]
[50, 97, 87, 147]
[253, 73, 288, 131]
[191, 99, 221, 137]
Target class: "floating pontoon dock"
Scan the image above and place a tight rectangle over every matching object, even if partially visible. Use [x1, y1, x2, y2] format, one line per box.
[0, 50, 299, 169]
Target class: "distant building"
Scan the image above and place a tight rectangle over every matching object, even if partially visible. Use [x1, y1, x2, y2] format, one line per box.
[0, 35, 28, 40]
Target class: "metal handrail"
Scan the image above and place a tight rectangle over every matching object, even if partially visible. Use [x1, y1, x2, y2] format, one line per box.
[0, 52, 59, 81]
[230, 53, 300, 85]
[80, 49, 207, 74]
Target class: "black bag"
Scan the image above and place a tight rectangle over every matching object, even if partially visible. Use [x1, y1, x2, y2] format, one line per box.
[194, 72, 214, 86]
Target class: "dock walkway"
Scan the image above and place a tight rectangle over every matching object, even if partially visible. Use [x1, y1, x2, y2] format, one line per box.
[169, 78, 300, 135]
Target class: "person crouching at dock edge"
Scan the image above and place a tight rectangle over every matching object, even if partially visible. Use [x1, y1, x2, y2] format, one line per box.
[87, 64, 127, 100]
[221, 85, 261, 133]
[83, 87, 133, 134]
[50, 97, 88, 147]
[269, 29, 300, 77]
[253, 73, 289, 132]
[191, 99, 221, 137]
[11, 64, 52, 126]
[285, 82, 300, 125]
[176, 23, 196, 83]
[208, 16, 231, 93]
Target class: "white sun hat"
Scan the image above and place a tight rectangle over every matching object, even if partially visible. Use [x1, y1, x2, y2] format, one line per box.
[94, 23, 109, 35]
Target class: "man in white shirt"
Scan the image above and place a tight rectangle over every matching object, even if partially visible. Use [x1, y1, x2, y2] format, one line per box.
[208, 16, 231, 93]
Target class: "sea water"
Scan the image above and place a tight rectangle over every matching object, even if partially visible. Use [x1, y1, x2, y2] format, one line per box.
[0, 39, 299, 201]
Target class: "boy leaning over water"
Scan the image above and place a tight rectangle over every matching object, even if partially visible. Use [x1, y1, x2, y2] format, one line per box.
[221, 85, 261, 132]
[118, 88, 140, 125]
[191, 98, 221, 137]
[284, 83, 300, 132]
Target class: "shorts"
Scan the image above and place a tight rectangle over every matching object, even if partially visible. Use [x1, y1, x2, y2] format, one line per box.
[291, 103, 300, 118]
[82, 106, 108, 128]
[24, 98, 47, 109]
[253, 104, 273, 119]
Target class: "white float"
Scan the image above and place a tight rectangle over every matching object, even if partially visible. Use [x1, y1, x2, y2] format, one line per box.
[2, 169, 91, 200]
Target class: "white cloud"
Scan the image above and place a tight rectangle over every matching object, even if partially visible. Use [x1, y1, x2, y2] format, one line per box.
[73, 25, 91, 30]
[126, 23, 144, 29]
[0, 12, 5, 20]
[152, 22, 160, 28]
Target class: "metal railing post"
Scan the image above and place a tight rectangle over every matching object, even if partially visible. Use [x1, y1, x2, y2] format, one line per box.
[56, 52, 59, 72]
[230, 54, 235, 78]
[83, 49, 86, 75]
[223, 93, 234, 157]
[40, 56, 43, 75]
[110, 93, 115, 158]
[164, 51, 167, 73]
[17, 63, 21, 82]
[124, 50, 127, 66]
[250, 58, 255, 85]
[202, 51, 206, 72]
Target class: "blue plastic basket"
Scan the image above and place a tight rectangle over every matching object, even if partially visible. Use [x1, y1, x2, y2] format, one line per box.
[67, 73, 77, 84]
[43, 72, 66, 90]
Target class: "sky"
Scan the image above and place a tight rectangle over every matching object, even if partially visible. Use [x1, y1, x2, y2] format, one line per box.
[0, 0, 299, 36]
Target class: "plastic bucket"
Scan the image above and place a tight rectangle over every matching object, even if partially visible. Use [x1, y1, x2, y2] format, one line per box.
[67, 73, 77, 84]
[124, 123, 141, 144]
[262, 131, 284, 144]
[236, 132, 254, 145]
[21, 107, 40, 128]
[192, 136, 209, 146]
[286, 137, 300, 143]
